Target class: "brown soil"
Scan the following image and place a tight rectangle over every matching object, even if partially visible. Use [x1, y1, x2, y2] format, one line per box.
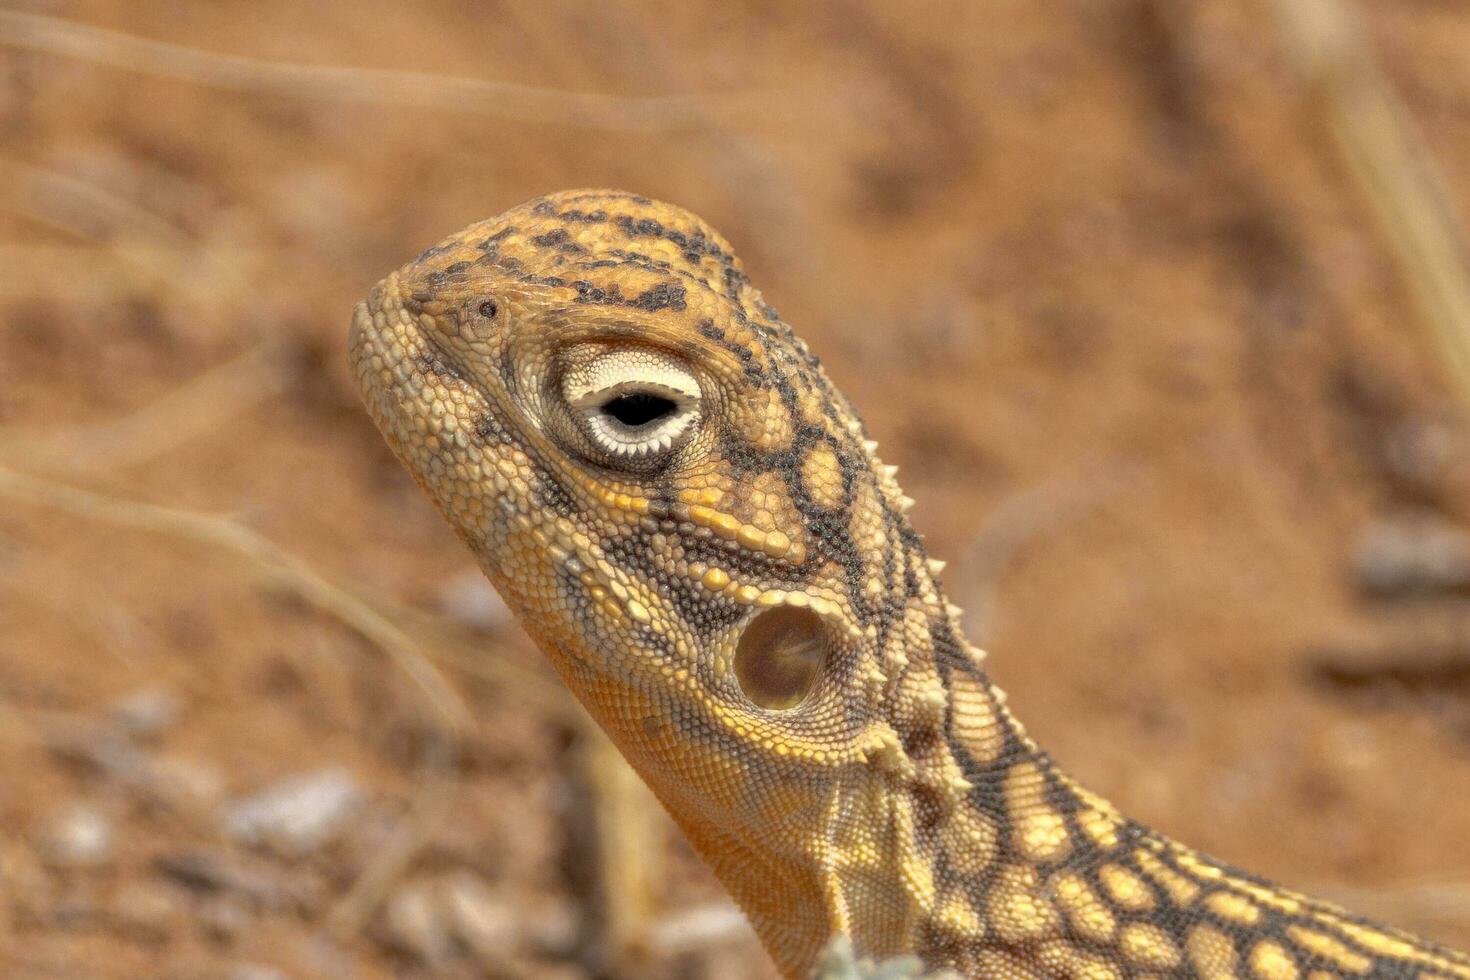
[3, 1, 1470, 977]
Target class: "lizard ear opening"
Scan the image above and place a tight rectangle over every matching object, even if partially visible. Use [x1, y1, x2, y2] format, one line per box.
[735, 606, 829, 710]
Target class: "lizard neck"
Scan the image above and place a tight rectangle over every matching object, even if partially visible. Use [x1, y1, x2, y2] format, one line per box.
[577, 562, 1089, 974]
[599, 588, 1470, 979]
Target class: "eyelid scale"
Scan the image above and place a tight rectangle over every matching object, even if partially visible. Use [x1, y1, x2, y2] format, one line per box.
[568, 379, 696, 413]
[562, 348, 701, 408]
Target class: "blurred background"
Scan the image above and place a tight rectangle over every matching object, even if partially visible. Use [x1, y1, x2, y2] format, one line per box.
[3, 1, 1470, 977]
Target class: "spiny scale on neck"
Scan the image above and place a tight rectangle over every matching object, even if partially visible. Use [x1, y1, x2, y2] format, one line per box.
[350, 190, 1470, 979]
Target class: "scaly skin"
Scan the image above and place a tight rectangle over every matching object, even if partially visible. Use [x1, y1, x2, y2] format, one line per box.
[350, 190, 1470, 979]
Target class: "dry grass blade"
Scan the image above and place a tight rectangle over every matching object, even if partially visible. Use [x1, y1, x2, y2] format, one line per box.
[0, 9, 735, 133]
[0, 464, 469, 934]
[380, 592, 570, 718]
[576, 727, 662, 976]
[953, 460, 1134, 644]
[645, 901, 755, 958]
[0, 157, 195, 253]
[1266, 0, 1470, 404]
[0, 244, 136, 299]
[0, 158, 249, 308]
[0, 343, 293, 470]
[1325, 881, 1470, 935]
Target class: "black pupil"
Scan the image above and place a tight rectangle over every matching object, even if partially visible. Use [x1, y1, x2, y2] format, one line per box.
[601, 392, 677, 428]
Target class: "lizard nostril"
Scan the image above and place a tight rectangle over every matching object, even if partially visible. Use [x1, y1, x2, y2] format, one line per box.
[734, 605, 829, 711]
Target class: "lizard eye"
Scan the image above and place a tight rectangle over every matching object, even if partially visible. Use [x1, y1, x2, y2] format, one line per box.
[563, 349, 701, 461]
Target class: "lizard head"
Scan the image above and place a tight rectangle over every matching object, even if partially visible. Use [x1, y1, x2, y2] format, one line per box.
[349, 190, 1466, 980]
[350, 191, 991, 926]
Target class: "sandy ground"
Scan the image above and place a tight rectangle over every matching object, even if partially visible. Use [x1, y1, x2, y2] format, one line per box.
[2, 1, 1470, 976]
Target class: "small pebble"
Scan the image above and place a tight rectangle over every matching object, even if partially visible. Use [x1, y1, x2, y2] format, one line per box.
[36, 802, 114, 870]
[438, 870, 518, 967]
[200, 895, 250, 943]
[42, 722, 222, 815]
[111, 687, 182, 741]
[228, 965, 288, 980]
[222, 767, 363, 857]
[437, 568, 513, 632]
[155, 848, 296, 911]
[813, 936, 957, 980]
[527, 897, 580, 958]
[44, 725, 149, 784]
[379, 878, 452, 965]
[376, 871, 522, 967]
[143, 754, 226, 813]
[1354, 510, 1470, 596]
[1384, 417, 1455, 487]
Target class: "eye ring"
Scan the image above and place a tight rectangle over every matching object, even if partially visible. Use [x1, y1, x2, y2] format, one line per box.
[562, 349, 702, 464]
[575, 381, 698, 459]
[478, 299, 498, 319]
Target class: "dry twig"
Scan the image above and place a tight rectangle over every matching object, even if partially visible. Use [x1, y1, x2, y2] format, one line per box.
[1324, 881, 1470, 936]
[0, 9, 737, 133]
[1266, 0, 1470, 404]
[953, 460, 1135, 644]
[0, 245, 137, 300]
[575, 727, 663, 976]
[0, 343, 293, 470]
[0, 157, 250, 310]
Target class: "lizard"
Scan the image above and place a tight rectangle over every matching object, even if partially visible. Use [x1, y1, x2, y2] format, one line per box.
[349, 189, 1470, 979]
